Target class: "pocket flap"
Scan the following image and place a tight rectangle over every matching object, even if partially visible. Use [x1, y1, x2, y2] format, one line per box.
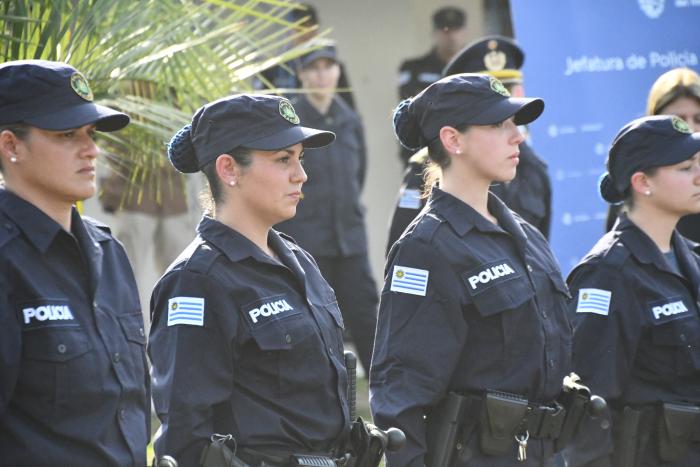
[23, 328, 92, 362]
[118, 312, 146, 345]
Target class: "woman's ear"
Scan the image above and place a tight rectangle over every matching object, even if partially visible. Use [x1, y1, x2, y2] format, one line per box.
[438, 126, 463, 155]
[629, 171, 652, 197]
[0, 130, 20, 164]
[215, 154, 239, 187]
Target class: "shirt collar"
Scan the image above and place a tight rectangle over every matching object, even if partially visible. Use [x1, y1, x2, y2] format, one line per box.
[428, 187, 528, 245]
[196, 216, 293, 266]
[0, 190, 69, 253]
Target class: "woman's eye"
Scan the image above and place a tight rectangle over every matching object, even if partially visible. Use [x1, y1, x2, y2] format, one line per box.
[279, 156, 290, 164]
[492, 121, 504, 128]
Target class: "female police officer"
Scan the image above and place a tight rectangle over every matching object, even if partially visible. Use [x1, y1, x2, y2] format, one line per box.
[370, 74, 573, 466]
[148, 94, 352, 466]
[0, 60, 149, 466]
[566, 115, 700, 466]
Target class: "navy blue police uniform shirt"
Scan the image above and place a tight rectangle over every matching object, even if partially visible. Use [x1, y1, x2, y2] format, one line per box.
[371, 188, 572, 467]
[0, 190, 149, 467]
[386, 142, 552, 254]
[566, 214, 700, 463]
[148, 216, 349, 467]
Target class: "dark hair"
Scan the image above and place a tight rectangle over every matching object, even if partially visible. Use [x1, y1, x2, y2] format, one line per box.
[0, 123, 30, 173]
[198, 147, 253, 215]
[423, 122, 470, 196]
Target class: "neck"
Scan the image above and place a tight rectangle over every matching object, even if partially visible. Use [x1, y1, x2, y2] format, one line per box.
[436, 47, 453, 64]
[216, 203, 275, 257]
[440, 166, 495, 223]
[626, 204, 679, 253]
[6, 183, 73, 231]
[307, 92, 334, 115]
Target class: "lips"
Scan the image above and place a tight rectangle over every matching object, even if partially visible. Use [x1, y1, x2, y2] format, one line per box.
[78, 166, 95, 174]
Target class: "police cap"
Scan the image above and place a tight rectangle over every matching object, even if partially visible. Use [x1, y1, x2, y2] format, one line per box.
[432, 6, 466, 30]
[299, 44, 338, 69]
[393, 73, 544, 151]
[444, 35, 524, 84]
[0, 60, 129, 132]
[600, 115, 700, 203]
[168, 94, 335, 173]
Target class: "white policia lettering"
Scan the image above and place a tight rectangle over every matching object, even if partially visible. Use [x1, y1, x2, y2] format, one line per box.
[249, 299, 294, 324]
[652, 300, 688, 320]
[468, 263, 516, 289]
[23, 305, 75, 324]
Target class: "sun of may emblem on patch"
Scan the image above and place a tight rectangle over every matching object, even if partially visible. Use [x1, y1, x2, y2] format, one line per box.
[489, 77, 510, 97]
[279, 100, 300, 124]
[672, 116, 692, 134]
[70, 72, 94, 101]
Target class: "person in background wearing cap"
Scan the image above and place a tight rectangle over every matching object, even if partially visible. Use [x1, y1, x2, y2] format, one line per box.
[147, 94, 352, 466]
[397, 6, 469, 166]
[253, 3, 357, 110]
[565, 115, 700, 466]
[606, 67, 700, 241]
[371, 73, 573, 466]
[275, 44, 378, 375]
[0, 60, 149, 466]
[387, 36, 552, 253]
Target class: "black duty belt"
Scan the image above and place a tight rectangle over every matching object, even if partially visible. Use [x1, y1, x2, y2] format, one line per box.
[523, 401, 567, 439]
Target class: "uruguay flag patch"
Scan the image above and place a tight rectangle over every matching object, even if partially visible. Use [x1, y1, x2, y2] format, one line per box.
[576, 288, 612, 316]
[167, 297, 205, 326]
[390, 266, 429, 296]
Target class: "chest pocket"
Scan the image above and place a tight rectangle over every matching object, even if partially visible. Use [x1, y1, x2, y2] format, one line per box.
[21, 327, 96, 419]
[466, 276, 535, 358]
[650, 317, 700, 376]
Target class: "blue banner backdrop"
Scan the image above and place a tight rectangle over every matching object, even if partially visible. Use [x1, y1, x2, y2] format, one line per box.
[510, 0, 700, 272]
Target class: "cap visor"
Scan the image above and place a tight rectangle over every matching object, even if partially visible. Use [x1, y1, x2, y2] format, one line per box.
[469, 97, 544, 126]
[244, 126, 335, 151]
[665, 132, 700, 165]
[24, 102, 130, 132]
[302, 52, 338, 68]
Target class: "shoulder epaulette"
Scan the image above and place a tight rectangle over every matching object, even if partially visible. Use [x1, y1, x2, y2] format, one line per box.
[183, 241, 222, 275]
[410, 212, 443, 243]
[82, 215, 112, 234]
[0, 216, 19, 249]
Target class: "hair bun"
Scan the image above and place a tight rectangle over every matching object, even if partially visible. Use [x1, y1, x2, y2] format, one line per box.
[598, 172, 625, 204]
[392, 98, 425, 151]
[167, 124, 200, 173]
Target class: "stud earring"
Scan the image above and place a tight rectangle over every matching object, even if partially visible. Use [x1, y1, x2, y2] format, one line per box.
[644, 190, 651, 196]
[456, 149, 462, 155]
[229, 180, 236, 187]
[10, 156, 17, 163]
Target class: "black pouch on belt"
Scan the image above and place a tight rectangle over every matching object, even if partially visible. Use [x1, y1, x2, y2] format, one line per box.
[479, 391, 529, 456]
[658, 401, 700, 463]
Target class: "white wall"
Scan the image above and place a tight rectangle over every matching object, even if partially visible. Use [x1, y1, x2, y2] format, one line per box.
[304, 0, 486, 284]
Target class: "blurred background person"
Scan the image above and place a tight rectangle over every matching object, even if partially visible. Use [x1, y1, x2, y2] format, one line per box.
[276, 44, 377, 375]
[387, 35, 552, 253]
[396, 5, 468, 165]
[606, 68, 700, 242]
[253, 3, 357, 110]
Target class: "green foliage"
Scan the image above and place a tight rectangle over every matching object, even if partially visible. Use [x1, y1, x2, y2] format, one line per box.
[1, 0, 324, 202]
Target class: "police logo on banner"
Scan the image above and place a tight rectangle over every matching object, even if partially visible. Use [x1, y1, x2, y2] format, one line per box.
[576, 288, 612, 315]
[398, 188, 422, 209]
[391, 266, 429, 296]
[638, 0, 665, 19]
[168, 297, 205, 326]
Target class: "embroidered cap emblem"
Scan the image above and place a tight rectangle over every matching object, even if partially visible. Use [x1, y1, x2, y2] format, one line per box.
[70, 72, 94, 101]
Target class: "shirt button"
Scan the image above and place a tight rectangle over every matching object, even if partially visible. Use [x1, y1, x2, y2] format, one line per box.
[57, 344, 67, 354]
[526, 264, 533, 272]
[548, 359, 555, 368]
[93, 301, 98, 309]
[112, 352, 121, 363]
[680, 334, 687, 342]
[285, 334, 292, 344]
[328, 347, 334, 355]
[542, 311, 548, 319]
[139, 328, 145, 337]
[119, 409, 126, 420]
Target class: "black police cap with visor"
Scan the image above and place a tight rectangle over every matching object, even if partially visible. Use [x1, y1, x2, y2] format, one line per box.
[392, 73, 544, 151]
[444, 35, 525, 85]
[599, 115, 700, 203]
[168, 94, 335, 173]
[0, 60, 129, 132]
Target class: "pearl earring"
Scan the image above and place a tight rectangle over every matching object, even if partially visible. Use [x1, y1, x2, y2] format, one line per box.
[10, 156, 17, 163]
[456, 149, 462, 155]
[645, 190, 651, 196]
[229, 180, 236, 187]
